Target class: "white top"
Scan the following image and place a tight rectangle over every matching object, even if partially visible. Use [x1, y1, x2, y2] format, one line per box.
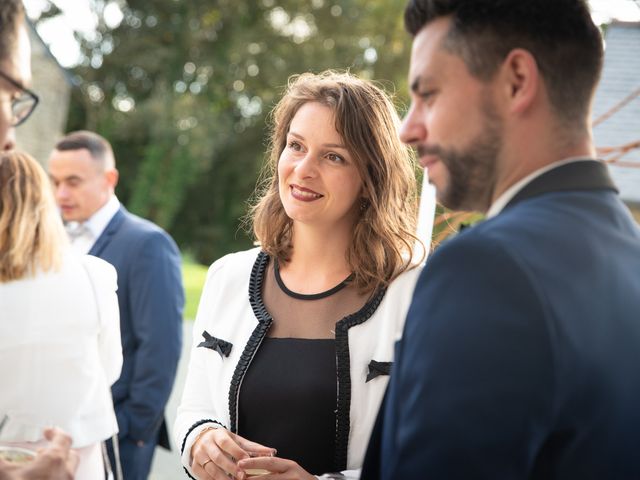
[66, 195, 120, 254]
[486, 157, 592, 218]
[175, 248, 422, 478]
[416, 178, 437, 260]
[0, 250, 122, 447]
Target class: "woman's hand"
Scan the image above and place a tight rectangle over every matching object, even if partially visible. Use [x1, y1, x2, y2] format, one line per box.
[191, 428, 276, 480]
[0, 428, 79, 480]
[237, 456, 316, 480]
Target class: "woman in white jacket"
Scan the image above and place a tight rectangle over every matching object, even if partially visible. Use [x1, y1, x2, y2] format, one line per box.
[175, 71, 425, 480]
[0, 151, 122, 479]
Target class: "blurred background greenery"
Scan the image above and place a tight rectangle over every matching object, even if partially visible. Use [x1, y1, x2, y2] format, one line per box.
[181, 255, 208, 319]
[32, 0, 416, 265]
[29, 1, 638, 314]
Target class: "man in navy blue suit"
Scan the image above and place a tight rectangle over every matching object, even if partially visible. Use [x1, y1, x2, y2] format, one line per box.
[48, 131, 184, 480]
[362, 1, 640, 478]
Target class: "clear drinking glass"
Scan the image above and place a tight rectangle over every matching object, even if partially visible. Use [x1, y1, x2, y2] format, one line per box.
[0, 414, 49, 465]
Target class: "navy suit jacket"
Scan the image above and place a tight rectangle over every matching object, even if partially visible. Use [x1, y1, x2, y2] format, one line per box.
[90, 206, 184, 449]
[363, 161, 640, 479]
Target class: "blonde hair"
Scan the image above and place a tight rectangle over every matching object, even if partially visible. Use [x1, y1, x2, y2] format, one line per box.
[0, 150, 68, 282]
[251, 71, 422, 293]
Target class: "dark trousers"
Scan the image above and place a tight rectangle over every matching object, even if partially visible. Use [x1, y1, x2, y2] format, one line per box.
[106, 432, 158, 480]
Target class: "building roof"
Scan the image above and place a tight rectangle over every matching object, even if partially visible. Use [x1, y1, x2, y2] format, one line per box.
[25, 20, 76, 86]
[592, 21, 640, 204]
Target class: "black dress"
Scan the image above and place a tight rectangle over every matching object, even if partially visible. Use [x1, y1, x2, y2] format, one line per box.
[238, 337, 337, 474]
[237, 258, 367, 475]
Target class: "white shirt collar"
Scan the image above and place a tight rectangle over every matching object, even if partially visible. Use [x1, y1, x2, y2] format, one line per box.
[486, 157, 593, 218]
[84, 195, 121, 240]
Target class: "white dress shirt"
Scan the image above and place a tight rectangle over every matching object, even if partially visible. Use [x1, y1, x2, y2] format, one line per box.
[66, 195, 120, 254]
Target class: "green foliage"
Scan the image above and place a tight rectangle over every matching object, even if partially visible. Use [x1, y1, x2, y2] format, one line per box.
[182, 255, 209, 320]
[57, 0, 413, 263]
[431, 205, 484, 249]
[630, 205, 640, 225]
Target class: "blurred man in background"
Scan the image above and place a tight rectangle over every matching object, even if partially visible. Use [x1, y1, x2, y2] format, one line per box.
[48, 131, 184, 480]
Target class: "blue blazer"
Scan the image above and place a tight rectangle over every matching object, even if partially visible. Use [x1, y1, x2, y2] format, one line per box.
[90, 206, 184, 449]
[363, 161, 640, 479]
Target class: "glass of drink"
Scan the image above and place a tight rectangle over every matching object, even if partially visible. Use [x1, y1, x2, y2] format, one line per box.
[0, 414, 47, 465]
[0, 445, 36, 465]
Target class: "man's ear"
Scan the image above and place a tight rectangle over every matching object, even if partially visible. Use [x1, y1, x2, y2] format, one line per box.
[106, 168, 119, 190]
[498, 48, 541, 115]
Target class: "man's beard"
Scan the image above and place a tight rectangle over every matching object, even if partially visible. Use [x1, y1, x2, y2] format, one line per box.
[420, 98, 503, 212]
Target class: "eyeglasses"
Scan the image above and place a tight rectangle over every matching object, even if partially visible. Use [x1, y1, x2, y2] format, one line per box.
[0, 69, 39, 127]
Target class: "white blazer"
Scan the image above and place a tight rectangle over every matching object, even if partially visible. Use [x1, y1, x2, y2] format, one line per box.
[0, 250, 122, 447]
[175, 248, 421, 478]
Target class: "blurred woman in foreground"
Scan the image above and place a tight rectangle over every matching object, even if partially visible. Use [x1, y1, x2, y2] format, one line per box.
[0, 150, 122, 479]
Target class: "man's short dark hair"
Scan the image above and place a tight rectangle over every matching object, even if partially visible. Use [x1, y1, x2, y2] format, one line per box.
[55, 130, 116, 169]
[404, 0, 604, 125]
[0, 0, 25, 63]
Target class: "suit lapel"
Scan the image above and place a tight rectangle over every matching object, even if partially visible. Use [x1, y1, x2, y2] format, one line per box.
[89, 207, 126, 257]
[505, 160, 618, 211]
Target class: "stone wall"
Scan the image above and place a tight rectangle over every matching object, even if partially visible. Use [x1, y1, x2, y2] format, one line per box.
[15, 24, 71, 167]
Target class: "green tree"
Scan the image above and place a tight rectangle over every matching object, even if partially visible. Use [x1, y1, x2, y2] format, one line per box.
[48, 0, 414, 263]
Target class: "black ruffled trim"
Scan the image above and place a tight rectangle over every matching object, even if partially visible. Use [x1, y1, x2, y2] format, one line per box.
[229, 250, 388, 472]
[333, 287, 386, 471]
[228, 251, 273, 433]
[366, 360, 393, 383]
[180, 418, 224, 479]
